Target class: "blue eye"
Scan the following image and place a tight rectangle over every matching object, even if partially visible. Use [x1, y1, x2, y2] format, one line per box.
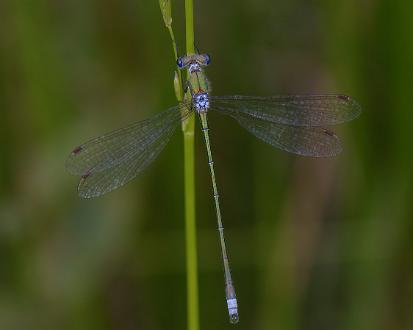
[176, 57, 184, 68]
[204, 54, 211, 65]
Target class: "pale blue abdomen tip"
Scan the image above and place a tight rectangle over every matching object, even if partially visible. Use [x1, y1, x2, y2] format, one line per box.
[227, 298, 239, 324]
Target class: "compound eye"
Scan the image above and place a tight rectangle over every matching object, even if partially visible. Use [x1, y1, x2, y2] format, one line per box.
[176, 57, 184, 68]
[204, 54, 211, 65]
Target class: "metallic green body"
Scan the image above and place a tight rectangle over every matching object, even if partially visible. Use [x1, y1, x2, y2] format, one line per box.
[179, 54, 239, 324]
[188, 70, 209, 95]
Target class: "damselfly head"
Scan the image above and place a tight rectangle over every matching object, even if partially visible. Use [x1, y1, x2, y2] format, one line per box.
[176, 54, 211, 70]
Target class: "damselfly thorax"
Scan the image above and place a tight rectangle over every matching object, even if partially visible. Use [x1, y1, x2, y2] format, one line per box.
[177, 54, 211, 113]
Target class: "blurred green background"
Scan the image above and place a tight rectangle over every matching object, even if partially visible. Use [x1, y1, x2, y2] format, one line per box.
[1, 0, 412, 329]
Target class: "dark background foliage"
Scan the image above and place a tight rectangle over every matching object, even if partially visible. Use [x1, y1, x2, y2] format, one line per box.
[0, 0, 412, 329]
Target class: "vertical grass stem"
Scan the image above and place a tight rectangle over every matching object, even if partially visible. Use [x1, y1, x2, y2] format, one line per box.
[183, 2, 199, 330]
[159, 1, 199, 328]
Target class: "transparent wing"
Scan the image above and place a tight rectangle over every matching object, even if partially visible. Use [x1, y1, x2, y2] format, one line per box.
[66, 104, 191, 198]
[219, 111, 342, 157]
[75, 127, 175, 198]
[210, 94, 361, 127]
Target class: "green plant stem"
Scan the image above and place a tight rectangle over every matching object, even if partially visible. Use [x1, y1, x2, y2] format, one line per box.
[183, 1, 199, 330]
[183, 127, 198, 330]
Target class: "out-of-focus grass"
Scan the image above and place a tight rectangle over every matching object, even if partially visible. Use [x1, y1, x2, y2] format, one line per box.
[0, 0, 412, 330]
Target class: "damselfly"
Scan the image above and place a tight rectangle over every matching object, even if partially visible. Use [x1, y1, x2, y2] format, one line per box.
[66, 53, 361, 324]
